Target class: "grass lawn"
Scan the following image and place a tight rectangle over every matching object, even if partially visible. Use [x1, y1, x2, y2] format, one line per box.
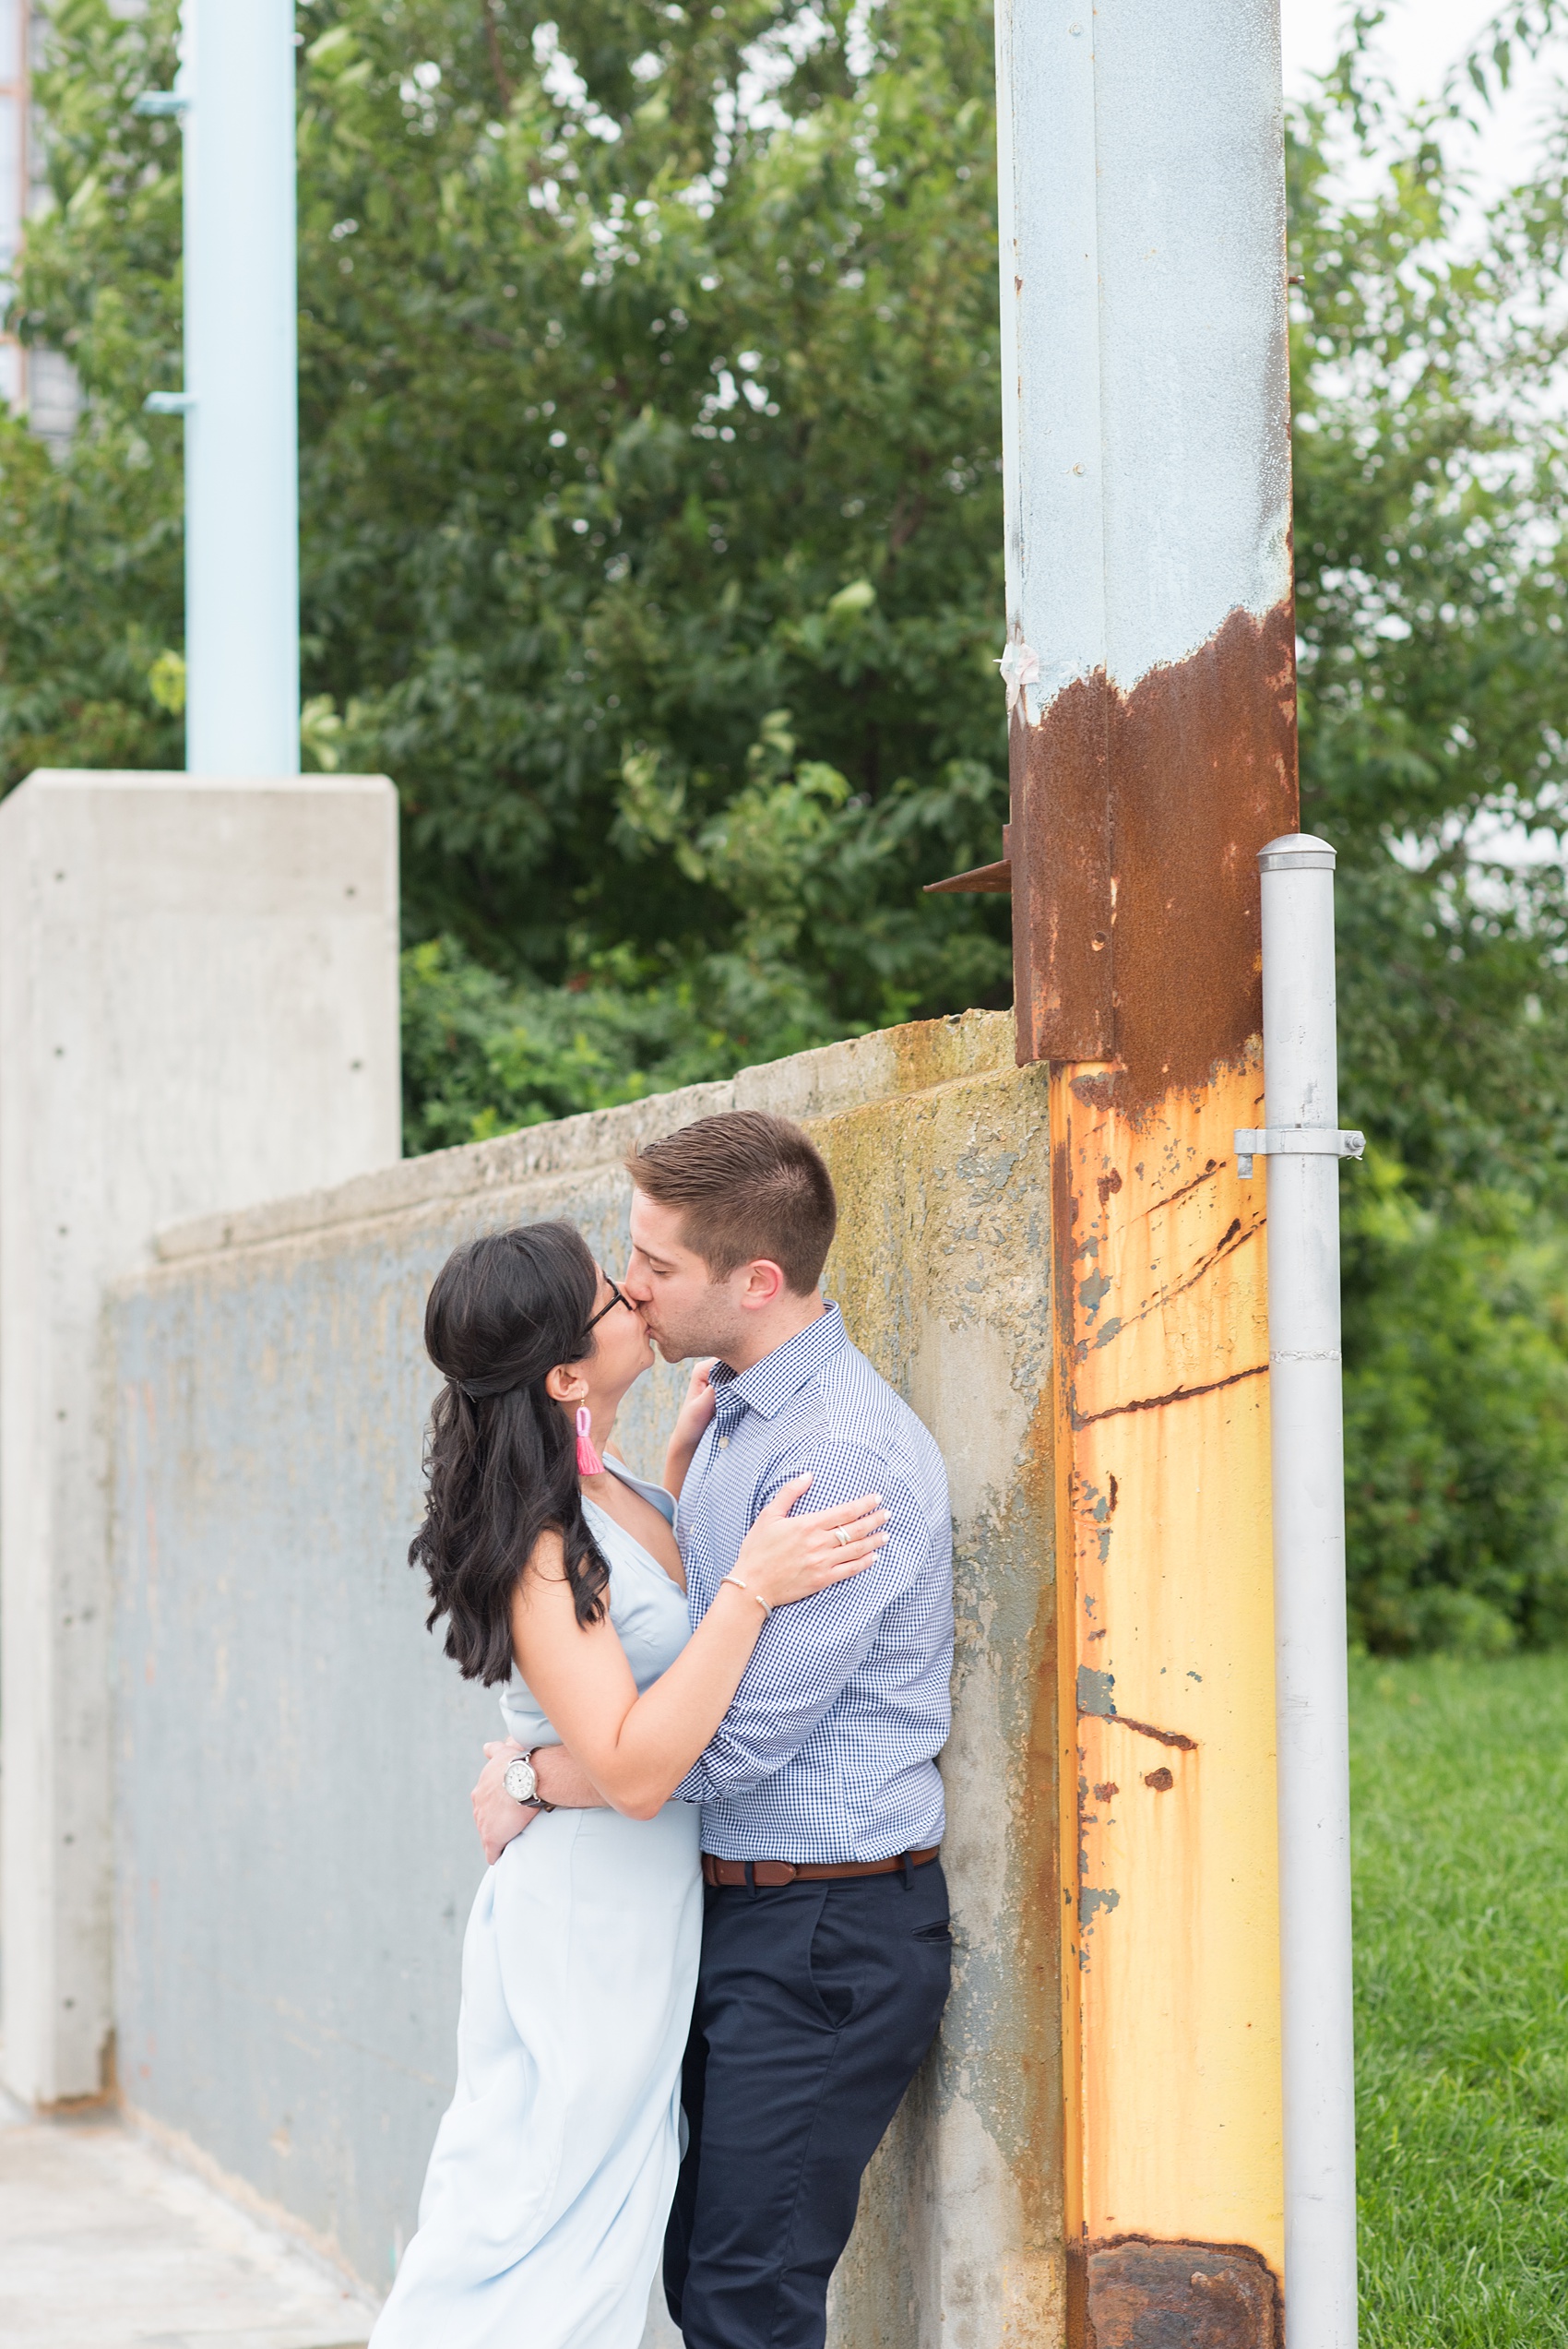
[1353, 1651, 1568, 2344]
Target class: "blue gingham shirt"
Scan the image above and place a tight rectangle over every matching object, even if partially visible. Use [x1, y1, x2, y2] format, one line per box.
[672, 1303, 953, 1863]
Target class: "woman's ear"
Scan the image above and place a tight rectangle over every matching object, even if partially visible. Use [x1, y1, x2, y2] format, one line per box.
[544, 1362, 588, 1405]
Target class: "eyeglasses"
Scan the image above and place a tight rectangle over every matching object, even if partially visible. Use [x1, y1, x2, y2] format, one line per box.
[584, 1277, 634, 1335]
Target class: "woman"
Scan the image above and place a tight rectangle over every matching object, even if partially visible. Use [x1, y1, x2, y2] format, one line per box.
[371, 1220, 885, 2349]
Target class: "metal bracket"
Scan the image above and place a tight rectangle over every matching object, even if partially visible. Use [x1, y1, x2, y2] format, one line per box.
[144, 391, 195, 414]
[1233, 1127, 1365, 1179]
[133, 91, 192, 118]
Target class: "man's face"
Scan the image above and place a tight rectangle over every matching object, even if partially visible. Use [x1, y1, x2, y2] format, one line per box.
[624, 1191, 749, 1365]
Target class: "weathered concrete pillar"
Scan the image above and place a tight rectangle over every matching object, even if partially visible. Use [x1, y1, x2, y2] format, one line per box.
[936, 3, 1298, 2338]
[0, 770, 399, 2106]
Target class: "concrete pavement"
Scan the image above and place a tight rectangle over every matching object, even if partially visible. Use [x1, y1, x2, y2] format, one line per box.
[0, 2090, 381, 2349]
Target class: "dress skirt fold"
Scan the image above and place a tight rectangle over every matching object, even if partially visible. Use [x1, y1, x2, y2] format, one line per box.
[373, 1802, 702, 2349]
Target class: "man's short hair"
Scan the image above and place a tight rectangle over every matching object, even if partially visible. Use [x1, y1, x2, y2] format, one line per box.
[627, 1111, 837, 1295]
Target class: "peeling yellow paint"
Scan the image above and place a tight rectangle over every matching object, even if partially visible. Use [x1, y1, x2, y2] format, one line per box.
[1053, 1055, 1283, 2278]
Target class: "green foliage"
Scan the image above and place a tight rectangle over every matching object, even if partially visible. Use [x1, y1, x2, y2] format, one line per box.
[14, 2, 1568, 1648]
[6, 0, 1010, 1067]
[1352, 1653, 1568, 2343]
[1288, 33, 1568, 1204]
[400, 932, 735, 1152]
[287, 0, 1009, 1006]
[1281, 20, 1568, 1649]
[1344, 1160, 1568, 1654]
[0, 0, 185, 774]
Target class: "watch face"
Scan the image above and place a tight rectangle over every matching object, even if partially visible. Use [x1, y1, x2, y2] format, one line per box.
[503, 1754, 538, 1806]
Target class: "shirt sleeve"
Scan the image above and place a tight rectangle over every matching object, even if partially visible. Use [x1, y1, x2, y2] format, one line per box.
[672, 1441, 931, 1805]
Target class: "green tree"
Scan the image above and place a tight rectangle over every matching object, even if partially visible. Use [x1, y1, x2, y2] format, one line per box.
[6, 0, 1011, 1079]
[1279, 14, 1568, 1648]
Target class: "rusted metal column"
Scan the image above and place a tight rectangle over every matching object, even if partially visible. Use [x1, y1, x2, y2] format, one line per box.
[933, 3, 1301, 2341]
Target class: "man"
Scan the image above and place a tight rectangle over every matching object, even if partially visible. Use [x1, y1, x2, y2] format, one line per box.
[471, 1109, 954, 2349]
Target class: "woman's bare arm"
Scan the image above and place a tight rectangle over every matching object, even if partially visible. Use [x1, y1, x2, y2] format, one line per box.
[510, 1479, 885, 1819]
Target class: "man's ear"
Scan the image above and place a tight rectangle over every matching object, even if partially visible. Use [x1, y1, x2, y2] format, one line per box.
[738, 1258, 787, 1312]
[544, 1362, 588, 1403]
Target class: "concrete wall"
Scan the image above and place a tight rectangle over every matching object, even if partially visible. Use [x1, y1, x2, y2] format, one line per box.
[1, 771, 400, 2106]
[108, 1010, 1064, 2342]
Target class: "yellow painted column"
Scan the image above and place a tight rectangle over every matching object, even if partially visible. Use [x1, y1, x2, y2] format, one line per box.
[1052, 1057, 1284, 2336]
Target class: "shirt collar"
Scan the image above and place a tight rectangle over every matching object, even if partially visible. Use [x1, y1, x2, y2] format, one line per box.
[710, 1300, 848, 1422]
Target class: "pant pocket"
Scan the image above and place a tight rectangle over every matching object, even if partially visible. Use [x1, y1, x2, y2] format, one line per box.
[806, 1893, 859, 2031]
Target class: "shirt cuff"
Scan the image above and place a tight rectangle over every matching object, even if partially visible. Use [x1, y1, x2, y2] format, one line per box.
[671, 1759, 707, 1806]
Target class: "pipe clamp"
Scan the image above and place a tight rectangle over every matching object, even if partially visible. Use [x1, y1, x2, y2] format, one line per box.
[1233, 1127, 1364, 1179]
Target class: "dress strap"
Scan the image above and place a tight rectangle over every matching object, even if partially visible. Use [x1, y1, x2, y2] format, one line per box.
[601, 1453, 677, 1526]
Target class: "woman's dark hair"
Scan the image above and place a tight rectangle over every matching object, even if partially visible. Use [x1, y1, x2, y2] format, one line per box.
[410, 1221, 611, 1683]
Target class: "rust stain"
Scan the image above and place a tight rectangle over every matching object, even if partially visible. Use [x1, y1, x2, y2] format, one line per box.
[1072, 1359, 1267, 1429]
[1106, 1716, 1197, 1753]
[948, 603, 1298, 1105]
[1107, 602, 1297, 1115]
[1014, 674, 1113, 1064]
[1085, 2236, 1282, 2349]
[1144, 1768, 1175, 1794]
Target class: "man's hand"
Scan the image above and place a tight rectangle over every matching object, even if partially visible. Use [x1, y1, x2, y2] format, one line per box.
[471, 1740, 612, 1865]
[472, 1740, 538, 1865]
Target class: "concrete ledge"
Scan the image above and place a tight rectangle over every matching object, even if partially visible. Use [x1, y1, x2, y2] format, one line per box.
[152, 1010, 1017, 1265]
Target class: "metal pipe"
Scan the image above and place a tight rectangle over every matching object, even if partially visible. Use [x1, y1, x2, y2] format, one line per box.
[1258, 831, 1360, 2349]
[179, 0, 300, 774]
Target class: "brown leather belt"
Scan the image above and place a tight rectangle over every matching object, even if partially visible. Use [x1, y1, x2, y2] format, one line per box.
[702, 1846, 940, 1889]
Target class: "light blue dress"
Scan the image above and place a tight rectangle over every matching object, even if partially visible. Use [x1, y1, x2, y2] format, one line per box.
[372, 1461, 702, 2349]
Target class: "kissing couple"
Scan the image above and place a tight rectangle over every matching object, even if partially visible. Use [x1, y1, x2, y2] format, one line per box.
[370, 1109, 954, 2349]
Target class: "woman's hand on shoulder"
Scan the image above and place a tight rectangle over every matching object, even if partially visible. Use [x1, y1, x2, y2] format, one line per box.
[727, 1473, 889, 1613]
[664, 1359, 719, 1496]
[673, 1359, 718, 1446]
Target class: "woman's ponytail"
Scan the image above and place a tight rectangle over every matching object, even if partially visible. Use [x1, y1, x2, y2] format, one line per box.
[410, 1222, 612, 1683]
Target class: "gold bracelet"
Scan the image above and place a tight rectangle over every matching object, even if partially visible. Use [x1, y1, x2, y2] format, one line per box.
[720, 1571, 771, 1618]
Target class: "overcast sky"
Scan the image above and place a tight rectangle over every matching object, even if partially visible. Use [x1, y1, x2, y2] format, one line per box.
[1279, 0, 1567, 204]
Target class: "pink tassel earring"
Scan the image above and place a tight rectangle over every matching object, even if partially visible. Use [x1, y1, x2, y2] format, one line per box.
[576, 1407, 604, 1476]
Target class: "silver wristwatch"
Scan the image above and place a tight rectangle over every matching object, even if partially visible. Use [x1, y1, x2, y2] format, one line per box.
[503, 1750, 554, 1811]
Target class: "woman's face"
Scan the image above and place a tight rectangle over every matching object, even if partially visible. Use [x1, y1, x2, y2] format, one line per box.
[578, 1264, 654, 1392]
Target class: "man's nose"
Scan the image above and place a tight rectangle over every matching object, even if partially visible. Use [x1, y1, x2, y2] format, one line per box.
[622, 1262, 653, 1305]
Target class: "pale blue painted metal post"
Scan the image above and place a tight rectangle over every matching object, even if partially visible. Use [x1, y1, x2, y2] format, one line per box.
[161, 0, 301, 774]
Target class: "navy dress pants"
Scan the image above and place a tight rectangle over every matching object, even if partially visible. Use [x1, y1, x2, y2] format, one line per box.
[663, 1859, 951, 2349]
